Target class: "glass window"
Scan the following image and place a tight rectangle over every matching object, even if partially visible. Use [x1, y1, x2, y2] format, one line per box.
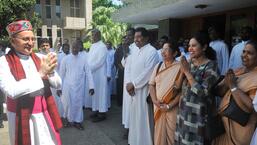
[35, 4, 41, 18]
[46, 6, 51, 18]
[70, 0, 74, 7]
[75, 0, 79, 8]
[56, 0, 60, 6]
[70, 0, 80, 17]
[37, 29, 42, 37]
[57, 29, 62, 37]
[46, 0, 51, 5]
[56, 6, 61, 18]
[36, 0, 40, 4]
[76, 9, 80, 17]
[47, 29, 52, 37]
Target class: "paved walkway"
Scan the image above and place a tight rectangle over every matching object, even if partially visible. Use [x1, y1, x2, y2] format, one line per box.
[0, 103, 128, 145]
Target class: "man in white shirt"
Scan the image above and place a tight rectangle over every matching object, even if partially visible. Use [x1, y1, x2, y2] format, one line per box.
[229, 26, 252, 70]
[59, 40, 94, 130]
[106, 41, 115, 108]
[87, 29, 108, 122]
[0, 20, 62, 145]
[126, 27, 158, 145]
[208, 26, 229, 75]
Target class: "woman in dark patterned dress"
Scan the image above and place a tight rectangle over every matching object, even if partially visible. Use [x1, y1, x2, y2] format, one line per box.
[175, 31, 219, 145]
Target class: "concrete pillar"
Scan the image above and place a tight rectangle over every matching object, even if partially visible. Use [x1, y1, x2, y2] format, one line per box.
[42, 25, 48, 38]
[85, 0, 92, 29]
[52, 25, 58, 48]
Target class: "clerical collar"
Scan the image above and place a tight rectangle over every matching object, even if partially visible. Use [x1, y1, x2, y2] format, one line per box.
[15, 51, 30, 60]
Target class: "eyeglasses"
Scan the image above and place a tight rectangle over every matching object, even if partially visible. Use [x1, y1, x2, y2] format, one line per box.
[14, 36, 36, 42]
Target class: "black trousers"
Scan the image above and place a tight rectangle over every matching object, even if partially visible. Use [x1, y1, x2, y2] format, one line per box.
[116, 69, 124, 106]
[0, 91, 4, 124]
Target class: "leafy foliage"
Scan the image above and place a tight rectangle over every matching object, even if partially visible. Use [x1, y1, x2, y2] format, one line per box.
[0, 0, 41, 40]
[89, 0, 128, 47]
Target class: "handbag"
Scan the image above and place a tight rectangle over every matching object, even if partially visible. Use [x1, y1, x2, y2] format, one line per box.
[222, 96, 250, 126]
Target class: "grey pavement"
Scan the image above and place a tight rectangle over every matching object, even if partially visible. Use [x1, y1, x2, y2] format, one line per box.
[0, 102, 128, 145]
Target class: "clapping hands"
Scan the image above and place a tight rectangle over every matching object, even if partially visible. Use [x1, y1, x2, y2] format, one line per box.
[39, 53, 57, 77]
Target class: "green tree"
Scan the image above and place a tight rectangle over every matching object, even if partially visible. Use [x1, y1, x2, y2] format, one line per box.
[93, 0, 113, 10]
[89, 0, 128, 47]
[0, 0, 40, 40]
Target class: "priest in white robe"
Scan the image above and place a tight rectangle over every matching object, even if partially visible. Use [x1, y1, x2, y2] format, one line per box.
[87, 29, 108, 122]
[208, 27, 229, 75]
[229, 26, 252, 70]
[106, 41, 115, 108]
[126, 27, 158, 145]
[59, 40, 94, 130]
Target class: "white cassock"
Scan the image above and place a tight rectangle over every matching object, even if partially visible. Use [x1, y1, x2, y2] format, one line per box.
[78, 51, 93, 109]
[122, 43, 137, 129]
[229, 41, 248, 70]
[87, 40, 108, 113]
[157, 48, 163, 62]
[0, 54, 62, 145]
[59, 54, 94, 123]
[37, 53, 64, 117]
[128, 43, 158, 145]
[250, 91, 257, 145]
[106, 48, 115, 108]
[209, 40, 229, 75]
[121, 55, 132, 129]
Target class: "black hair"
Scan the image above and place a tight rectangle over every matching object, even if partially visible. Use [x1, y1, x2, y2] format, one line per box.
[164, 40, 180, 57]
[192, 31, 216, 60]
[39, 38, 50, 46]
[135, 27, 149, 38]
[246, 40, 257, 52]
[126, 27, 135, 35]
[160, 35, 169, 42]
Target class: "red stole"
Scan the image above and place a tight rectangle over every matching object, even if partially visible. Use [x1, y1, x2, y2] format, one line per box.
[5, 50, 62, 145]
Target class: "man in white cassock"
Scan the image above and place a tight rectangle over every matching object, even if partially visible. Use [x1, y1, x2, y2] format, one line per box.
[121, 28, 136, 139]
[106, 41, 115, 108]
[126, 27, 158, 145]
[59, 40, 94, 130]
[229, 26, 252, 70]
[208, 26, 229, 75]
[87, 29, 108, 122]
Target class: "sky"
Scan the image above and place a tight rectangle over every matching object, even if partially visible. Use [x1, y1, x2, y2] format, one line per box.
[112, 0, 123, 6]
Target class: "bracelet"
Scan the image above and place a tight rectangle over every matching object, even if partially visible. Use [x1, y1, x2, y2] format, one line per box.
[231, 87, 237, 92]
[166, 105, 170, 110]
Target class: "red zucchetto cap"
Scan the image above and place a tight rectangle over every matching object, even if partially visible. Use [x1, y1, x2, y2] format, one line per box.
[6, 20, 33, 37]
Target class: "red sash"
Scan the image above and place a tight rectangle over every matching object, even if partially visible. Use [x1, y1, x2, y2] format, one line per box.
[5, 50, 62, 145]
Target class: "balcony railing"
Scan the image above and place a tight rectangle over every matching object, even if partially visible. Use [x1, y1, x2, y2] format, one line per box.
[63, 17, 86, 30]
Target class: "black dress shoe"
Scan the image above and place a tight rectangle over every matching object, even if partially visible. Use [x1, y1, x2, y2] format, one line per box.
[92, 115, 106, 122]
[63, 121, 72, 128]
[90, 112, 98, 118]
[73, 123, 84, 130]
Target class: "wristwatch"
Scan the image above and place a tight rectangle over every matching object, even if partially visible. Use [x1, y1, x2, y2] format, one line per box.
[231, 87, 237, 92]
